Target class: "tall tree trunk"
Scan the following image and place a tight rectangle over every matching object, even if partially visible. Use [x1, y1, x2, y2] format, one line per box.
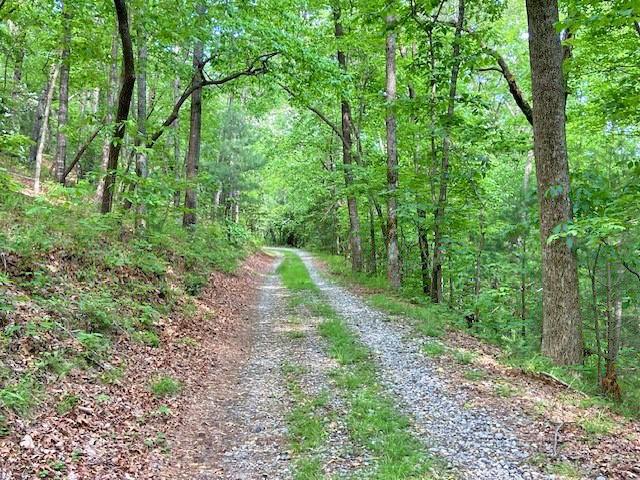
[333, 4, 363, 273]
[408, 79, 431, 296]
[129, 24, 148, 222]
[33, 64, 59, 194]
[100, 0, 136, 214]
[368, 200, 377, 274]
[589, 245, 603, 384]
[520, 151, 534, 336]
[473, 213, 485, 321]
[55, 4, 71, 184]
[385, 14, 400, 289]
[183, 40, 204, 228]
[29, 69, 56, 165]
[431, 0, 465, 303]
[526, 0, 583, 365]
[602, 260, 622, 400]
[97, 31, 119, 203]
[172, 76, 182, 207]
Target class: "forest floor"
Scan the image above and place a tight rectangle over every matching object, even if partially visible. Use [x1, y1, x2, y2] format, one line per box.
[157, 249, 639, 480]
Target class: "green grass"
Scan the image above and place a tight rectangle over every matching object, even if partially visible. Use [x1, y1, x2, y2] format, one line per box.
[281, 361, 328, 478]
[277, 252, 442, 479]
[463, 369, 487, 381]
[422, 341, 446, 357]
[149, 376, 181, 397]
[56, 393, 80, 415]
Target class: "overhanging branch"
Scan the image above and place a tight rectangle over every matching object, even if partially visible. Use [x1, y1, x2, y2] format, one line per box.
[146, 52, 279, 149]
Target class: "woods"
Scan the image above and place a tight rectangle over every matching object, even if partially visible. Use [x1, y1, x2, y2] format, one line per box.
[1, 0, 640, 472]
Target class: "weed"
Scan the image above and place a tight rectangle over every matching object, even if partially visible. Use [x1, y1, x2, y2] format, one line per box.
[293, 458, 323, 480]
[100, 366, 124, 385]
[0, 376, 40, 416]
[287, 330, 306, 339]
[56, 394, 79, 415]
[494, 382, 517, 398]
[578, 412, 615, 437]
[463, 369, 487, 381]
[154, 405, 173, 419]
[150, 376, 181, 397]
[422, 342, 445, 357]
[132, 329, 160, 347]
[548, 461, 581, 478]
[453, 349, 476, 365]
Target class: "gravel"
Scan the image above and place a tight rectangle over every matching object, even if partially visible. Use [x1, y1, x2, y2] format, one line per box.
[297, 250, 552, 480]
[217, 254, 369, 478]
[217, 258, 292, 479]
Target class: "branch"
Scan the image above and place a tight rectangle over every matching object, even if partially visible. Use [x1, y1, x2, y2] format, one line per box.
[635, 21, 640, 38]
[416, 17, 533, 126]
[623, 261, 640, 283]
[278, 82, 345, 144]
[486, 49, 533, 126]
[146, 52, 279, 149]
[62, 123, 106, 181]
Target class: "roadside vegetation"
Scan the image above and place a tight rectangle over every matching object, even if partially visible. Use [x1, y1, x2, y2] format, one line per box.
[316, 252, 640, 419]
[0, 173, 255, 474]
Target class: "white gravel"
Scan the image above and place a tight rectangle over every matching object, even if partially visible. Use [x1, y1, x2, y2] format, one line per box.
[296, 250, 552, 480]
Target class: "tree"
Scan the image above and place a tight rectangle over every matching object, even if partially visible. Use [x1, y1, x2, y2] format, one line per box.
[333, 4, 363, 272]
[526, 0, 583, 365]
[100, 0, 135, 214]
[183, 38, 204, 228]
[385, 12, 400, 289]
[54, 2, 71, 184]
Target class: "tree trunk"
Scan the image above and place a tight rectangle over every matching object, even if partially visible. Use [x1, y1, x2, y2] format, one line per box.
[431, 0, 465, 303]
[589, 246, 603, 384]
[368, 200, 377, 274]
[55, 4, 71, 184]
[333, 4, 363, 273]
[385, 14, 400, 290]
[28, 80, 51, 166]
[602, 260, 622, 400]
[100, 0, 136, 214]
[97, 31, 119, 203]
[526, 0, 583, 365]
[182, 40, 204, 228]
[172, 76, 182, 208]
[33, 64, 59, 194]
[131, 24, 148, 222]
[473, 213, 485, 321]
[520, 151, 533, 336]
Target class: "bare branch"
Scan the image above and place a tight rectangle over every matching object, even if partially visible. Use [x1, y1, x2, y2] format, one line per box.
[62, 123, 106, 181]
[278, 82, 345, 144]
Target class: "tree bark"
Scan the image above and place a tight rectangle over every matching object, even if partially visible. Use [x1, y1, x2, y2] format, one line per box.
[55, 4, 71, 184]
[100, 0, 136, 214]
[172, 76, 182, 207]
[33, 64, 59, 194]
[97, 31, 119, 203]
[602, 260, 622, 400]
[182, 39, 204, 228]
[333, 4, 363, 272]
[526, 0, 583, 365]
[28, 79, 51, 166]
[385, 14, 401, 289]
[431, 0, 465, 303]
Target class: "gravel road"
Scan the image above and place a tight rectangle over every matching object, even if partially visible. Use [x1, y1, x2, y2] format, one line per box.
[296, 250, 551, 480]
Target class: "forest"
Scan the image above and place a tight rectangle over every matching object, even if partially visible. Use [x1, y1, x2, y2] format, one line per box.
[1, 0, 639, 478]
